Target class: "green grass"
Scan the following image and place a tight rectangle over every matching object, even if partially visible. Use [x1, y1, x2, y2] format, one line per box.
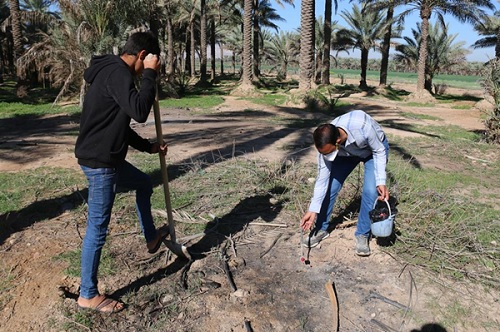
[54, 248, 116, 278]
[328, 68, 483, 90]
[0, 168, 86, 214]
[241, 93, 287, 107]
[386, 130, 499, 284]
[158, 95, 225, 110]
[0, 102, 75, 118]
[451, 104, 472, 110]
[400, 112, 442, 121]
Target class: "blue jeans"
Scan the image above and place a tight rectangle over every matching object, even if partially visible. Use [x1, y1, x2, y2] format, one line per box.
[79, 161, 156, 299]
[315, 139, 389, 237]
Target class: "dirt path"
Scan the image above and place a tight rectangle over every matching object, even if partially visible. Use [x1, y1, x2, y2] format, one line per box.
[0, 84, 497, 332]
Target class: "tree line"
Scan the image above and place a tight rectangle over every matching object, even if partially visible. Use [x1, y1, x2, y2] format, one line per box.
[1, 0, 499, 102]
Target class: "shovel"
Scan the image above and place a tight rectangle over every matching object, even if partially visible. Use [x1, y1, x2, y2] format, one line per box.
[152, 82, 191, 260]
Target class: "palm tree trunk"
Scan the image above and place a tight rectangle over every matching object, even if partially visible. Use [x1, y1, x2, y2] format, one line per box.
[166, 14, 175, 81]
[210, 17, 216, 81]
[299, 0, 315, 91]
[200, 0, 208, 83]
[9, 0, 22, 62]
[9, 0, 27, 97]
[315, 51, 322, 83]
[253, 0, 260, 80]
[496, 30, 500, 60]
[190, 21, 196, 77]
[241, 0, 253, 86]
[321, 0, 332, 85]
[379, 4, 394, 87]
[359, 48, 369, 89]
[416, 8, 431, 94]
[220, 42, 224, 75]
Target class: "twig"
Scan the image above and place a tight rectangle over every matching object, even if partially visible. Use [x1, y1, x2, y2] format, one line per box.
[259, 233, 282, 258]
[109, 230, 140, 237]
[178, 232, 206, 242]
[180, 259, 194, 290]
[368, 291, 409, 311]
[370, 319, 398, 332]
[221, 247, 237, 292]
[465, 155, 491, 164]
[335, 220, 357, 229]
[400, 270, 417, 331]
[248, 222, 288, 227]
[226, 234, 237, 258]
[61, 315, 91, 331]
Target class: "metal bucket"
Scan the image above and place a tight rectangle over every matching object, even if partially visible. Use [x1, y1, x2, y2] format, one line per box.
[370, 199, 395, 237]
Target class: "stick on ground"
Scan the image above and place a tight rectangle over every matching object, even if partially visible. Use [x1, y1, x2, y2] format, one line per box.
[325, 280, 339, 331]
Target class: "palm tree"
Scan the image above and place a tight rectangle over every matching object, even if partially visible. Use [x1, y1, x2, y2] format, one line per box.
[399, 0, 494, 98]
[360, 0, 406, 87]
[299, 0, 315, 91]
[394, 22, 469, 93]
[215, 0, 241, 76]
[472, 10, 500, 60]
[314, 16, 325, 83]
[224, 25, 243, 74]
[263, 29, 299, 79]
[339, 4, 388, 89]
[177, 0, 199, 77]
[252, 0, 283, 79]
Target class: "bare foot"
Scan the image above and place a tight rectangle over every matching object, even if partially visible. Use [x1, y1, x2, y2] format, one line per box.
[77, 294, 125, 313]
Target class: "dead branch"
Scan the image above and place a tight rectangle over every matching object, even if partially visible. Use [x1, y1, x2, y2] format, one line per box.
[325, 280, 339, 332]
[221, 246, 237, 292]
[248, 222, 288, 227]
[370, 319, 398, 332]
[335, 220, 357, 229]
[259, 233, 282, 258]
[368, 291, 409, 311]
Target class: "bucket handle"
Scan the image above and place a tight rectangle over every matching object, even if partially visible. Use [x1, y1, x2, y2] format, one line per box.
[372, 199, 391, 216]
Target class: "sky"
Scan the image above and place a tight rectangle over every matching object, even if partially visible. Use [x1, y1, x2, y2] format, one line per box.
[271, 0, 499, 62]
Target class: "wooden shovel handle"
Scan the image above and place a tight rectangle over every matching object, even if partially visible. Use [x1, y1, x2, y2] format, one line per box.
[152, 83, 177, 243]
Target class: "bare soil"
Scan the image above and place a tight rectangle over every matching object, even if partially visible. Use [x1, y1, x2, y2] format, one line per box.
[0, 82, 498, 332]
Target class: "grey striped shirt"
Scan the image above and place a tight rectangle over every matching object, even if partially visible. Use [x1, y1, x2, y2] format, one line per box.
[309, 110, 387, 213]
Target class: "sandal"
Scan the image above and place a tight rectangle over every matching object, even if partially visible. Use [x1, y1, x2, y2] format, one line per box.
[147, 225, 170, 254]
[78, 295, 125, 313]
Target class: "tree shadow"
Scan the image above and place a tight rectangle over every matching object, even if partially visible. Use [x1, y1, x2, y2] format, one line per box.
[378, 119, 442, 139]
[112, 186, 286, 298]
[0, 113, 80, 165]
[0, 189, 87, 246]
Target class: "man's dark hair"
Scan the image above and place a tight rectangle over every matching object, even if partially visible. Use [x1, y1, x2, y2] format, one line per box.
[121, 31, 161, 56]
[313, 124, 339, 149]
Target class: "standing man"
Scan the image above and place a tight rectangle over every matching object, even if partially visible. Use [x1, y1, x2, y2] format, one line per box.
[75, 31, 169, 313]
[300, 110, 390, 256]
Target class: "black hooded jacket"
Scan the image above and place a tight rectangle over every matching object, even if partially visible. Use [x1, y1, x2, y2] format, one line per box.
[75, 54, 157, 168]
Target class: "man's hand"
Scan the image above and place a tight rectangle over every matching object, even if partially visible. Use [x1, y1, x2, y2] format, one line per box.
[377, 185, 389, 201]
[144, 53, 161, 71]
[300, 211, 317, 231]
[150, 142, 167, 155]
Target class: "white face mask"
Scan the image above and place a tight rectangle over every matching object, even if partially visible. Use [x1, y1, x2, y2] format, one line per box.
[323, 149, 338, 162]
